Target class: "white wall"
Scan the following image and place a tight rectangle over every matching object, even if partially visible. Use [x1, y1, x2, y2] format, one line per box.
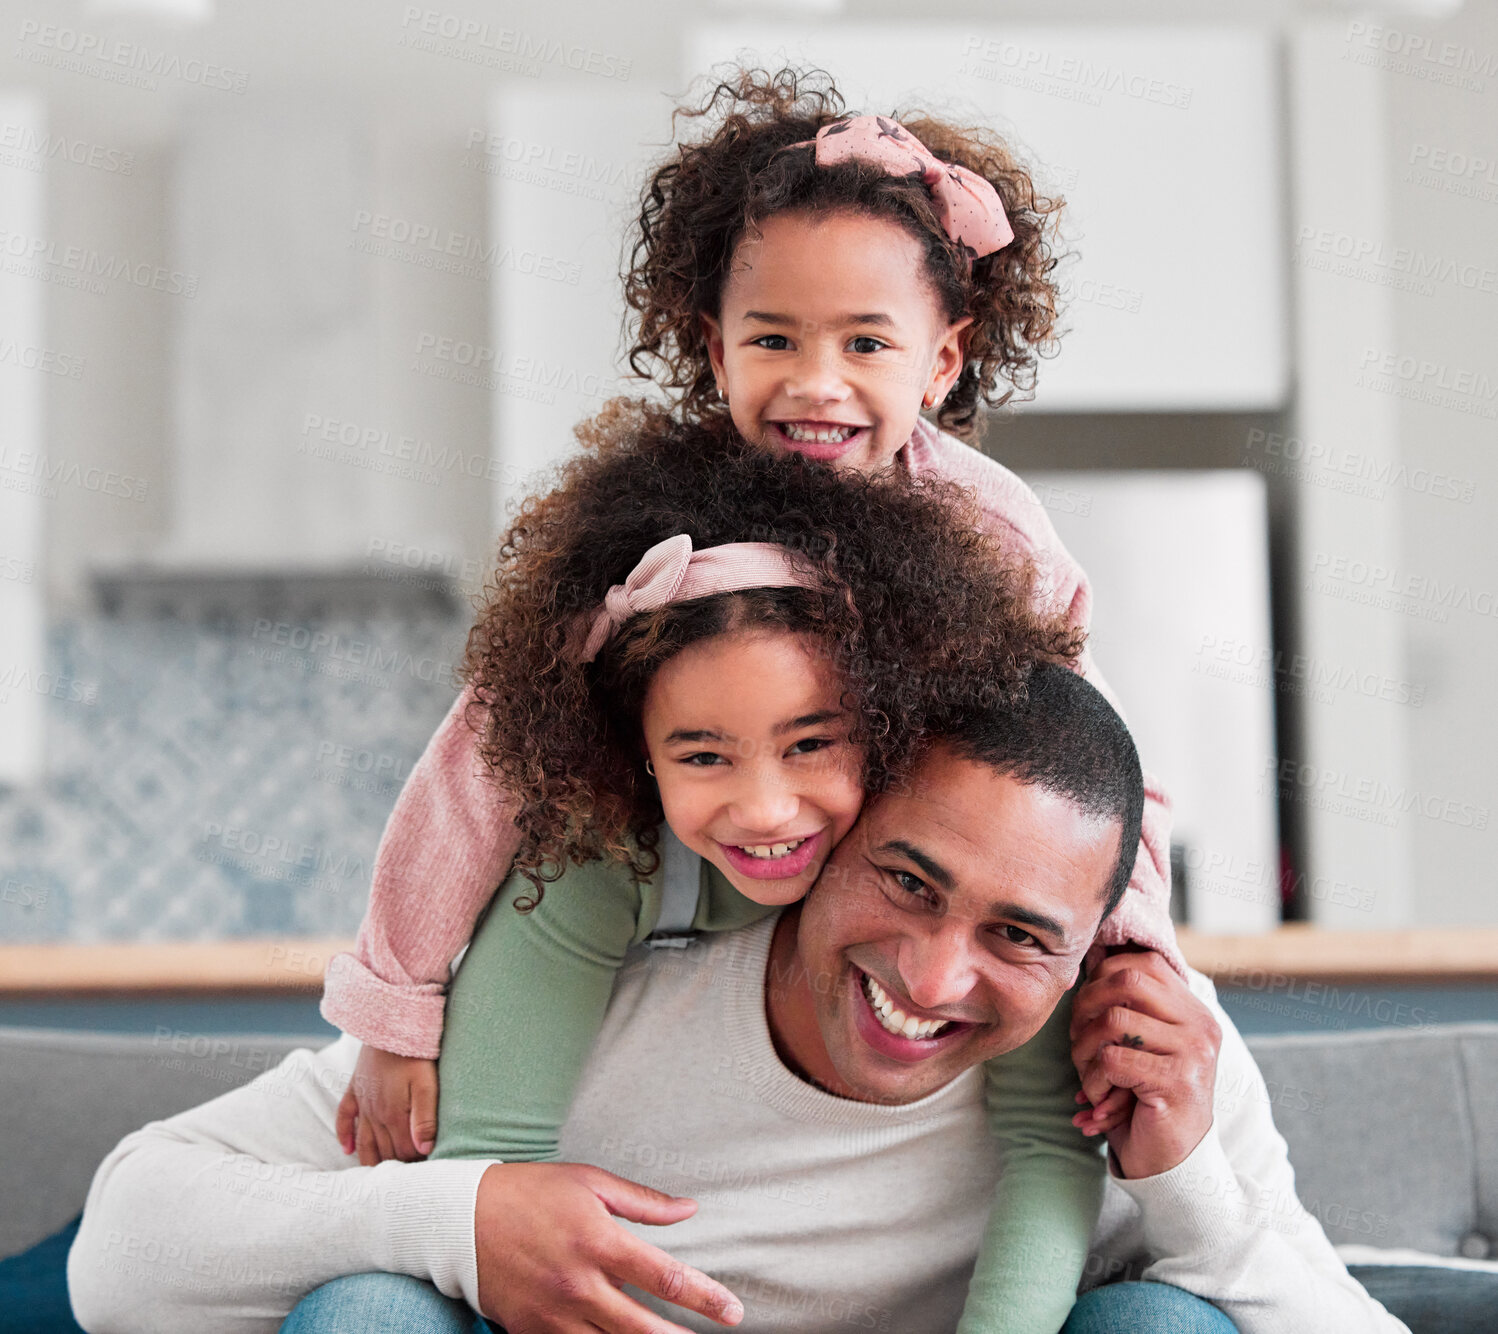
[1026, 470, 1280, 933]
[487, 86, 675, 506]
[0, 93, 48, 785]
[1284, 24, 1413, 928]
[1385, 0, 1498, 925]
[686, 24, 1289, 413]
[153, 103, 491, 573]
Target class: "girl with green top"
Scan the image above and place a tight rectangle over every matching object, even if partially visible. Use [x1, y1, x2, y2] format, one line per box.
[421, 404, 1126, 1332]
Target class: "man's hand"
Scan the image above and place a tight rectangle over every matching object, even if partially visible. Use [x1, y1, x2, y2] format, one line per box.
[474, 1162, 744, 1333]
[1069, 949, 1221, 1180]
[335, 1045, 440, 1164]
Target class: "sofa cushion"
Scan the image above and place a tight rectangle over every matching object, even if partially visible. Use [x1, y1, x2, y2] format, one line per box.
[1246, 1023, 1498, 1257]
[0, 1028, 311, 1259]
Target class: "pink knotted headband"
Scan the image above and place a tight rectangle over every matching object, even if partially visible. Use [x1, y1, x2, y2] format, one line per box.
[574, 534, 821, 664]
[793, 114, 1014, 261]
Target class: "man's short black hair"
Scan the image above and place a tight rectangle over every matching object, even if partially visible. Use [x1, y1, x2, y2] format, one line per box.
[933, 661, 1144, 920]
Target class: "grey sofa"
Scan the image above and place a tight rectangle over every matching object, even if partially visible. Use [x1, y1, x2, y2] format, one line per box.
[4, 1021, 1497, 1281]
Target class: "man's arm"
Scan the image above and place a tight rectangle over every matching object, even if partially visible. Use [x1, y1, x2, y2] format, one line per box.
[1071, 953, 1412, 1334]
[67, 1036, 493, 1334]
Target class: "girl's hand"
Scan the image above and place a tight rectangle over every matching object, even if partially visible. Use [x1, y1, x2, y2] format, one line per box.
[1072, 1084, 1136, 1138]
[1068, 949, 1221, 1178]
[1068, 941, 1136, 1139]
[335, 1045, 440, 1165]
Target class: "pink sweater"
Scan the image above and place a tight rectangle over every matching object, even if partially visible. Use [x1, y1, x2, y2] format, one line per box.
[321, 419, 1186, 1058]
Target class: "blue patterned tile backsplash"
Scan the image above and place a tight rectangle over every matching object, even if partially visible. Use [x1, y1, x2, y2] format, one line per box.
[0, 604, 472, 943]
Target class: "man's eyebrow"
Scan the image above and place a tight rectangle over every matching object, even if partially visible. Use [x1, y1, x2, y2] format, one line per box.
[773, 709, 843, 734]
[990, 901, 1068, 946]
[875, 840, 954, 891]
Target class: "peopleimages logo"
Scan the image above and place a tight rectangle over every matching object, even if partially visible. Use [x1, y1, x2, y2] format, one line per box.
[1343, 20, 1496, 92]
[956, 35, 1193, 109]
[397, 8, 631, 80]
[0, 339, 85, 379]
[0, 122, 134, 175]
[0, 227, 197, 297]
[1294, 226, 1498, 296]
[349, 211, 581, 285]
[1310, 550, 1498, 621]
[1194, 633, 1425, 708]
[1265, 757, 1490, 830]
[15, 20, 250, 94]
[1246, 427, 1477, 503]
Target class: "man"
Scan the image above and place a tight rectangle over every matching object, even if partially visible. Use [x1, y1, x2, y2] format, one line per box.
[68, 666, 1406, 1333]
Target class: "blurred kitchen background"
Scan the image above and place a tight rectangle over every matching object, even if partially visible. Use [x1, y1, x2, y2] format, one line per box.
[1, 0, 1495, 1030]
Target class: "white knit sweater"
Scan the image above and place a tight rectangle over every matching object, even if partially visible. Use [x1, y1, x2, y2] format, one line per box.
[68, 917, 1408, 1333]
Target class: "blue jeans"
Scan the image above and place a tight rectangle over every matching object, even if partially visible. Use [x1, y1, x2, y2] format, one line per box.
[283, 1273, 1237, 1334]
[280, 1273, 493, 1333]
[1060, 1281, 1238, 1333]
[1347, 1263, 1498, 1334]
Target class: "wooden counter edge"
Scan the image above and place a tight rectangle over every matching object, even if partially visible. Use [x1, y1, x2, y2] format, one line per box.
[3, 926, 1498, 996]
[0, 938, 352, 995]
[1175, 924, 1498, 984]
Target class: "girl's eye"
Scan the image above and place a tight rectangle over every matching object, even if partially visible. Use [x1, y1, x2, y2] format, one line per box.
[752, 335, 791, 351]
[848, 336, 886, 354]
[681, 752, 726, 767]
[787, 736, 833, 756]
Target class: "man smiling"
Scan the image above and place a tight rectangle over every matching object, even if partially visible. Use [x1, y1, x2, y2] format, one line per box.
[780, 739, 1127, 1107]
[69, 666, 1406, 1334]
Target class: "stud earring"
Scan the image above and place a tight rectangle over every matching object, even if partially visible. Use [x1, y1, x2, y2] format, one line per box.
[645, 758, 656, 777]
[718, 385, 729, 404]
[923, 391, 937, 409]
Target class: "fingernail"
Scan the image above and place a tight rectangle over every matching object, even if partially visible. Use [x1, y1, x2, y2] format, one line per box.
[724, 1299, 744, 1323]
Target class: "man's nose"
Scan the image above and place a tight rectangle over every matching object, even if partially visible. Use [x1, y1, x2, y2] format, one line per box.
[897, 925, 982, 1014]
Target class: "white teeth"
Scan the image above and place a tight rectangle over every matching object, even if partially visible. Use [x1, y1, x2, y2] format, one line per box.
[863, 973, 951, 1041]
[780, 422, 858, 444]
[738, 838, 806, 860]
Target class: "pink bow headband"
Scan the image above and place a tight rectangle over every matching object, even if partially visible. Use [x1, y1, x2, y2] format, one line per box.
[574, 534, 821, 664]
[792, 114, 1014, 260]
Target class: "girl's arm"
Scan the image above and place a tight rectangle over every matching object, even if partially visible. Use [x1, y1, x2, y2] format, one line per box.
[432, 851, 776, 1163]
[962, 988, 1106, 1334]
[431, 856, 656, 1162]
[321, 686, 523, 1060]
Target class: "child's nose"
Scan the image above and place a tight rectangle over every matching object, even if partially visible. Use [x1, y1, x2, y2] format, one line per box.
[727, 777, 800, 834]
[784, 352, 851, 405]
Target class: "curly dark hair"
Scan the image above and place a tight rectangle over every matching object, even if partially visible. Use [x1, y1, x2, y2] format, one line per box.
[624, 66, 1066, 442]
[461, 399, 1083, 898]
